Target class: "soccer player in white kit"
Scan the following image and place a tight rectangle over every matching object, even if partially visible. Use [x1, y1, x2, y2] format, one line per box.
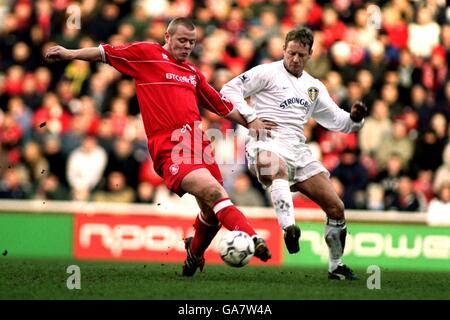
[221, 27, 367, 280]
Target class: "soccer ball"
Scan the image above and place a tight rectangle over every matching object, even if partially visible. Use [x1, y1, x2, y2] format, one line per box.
[218, 231, 255, 267]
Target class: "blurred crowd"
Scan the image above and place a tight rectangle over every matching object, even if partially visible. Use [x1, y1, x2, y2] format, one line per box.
[0, 0, 449, 216]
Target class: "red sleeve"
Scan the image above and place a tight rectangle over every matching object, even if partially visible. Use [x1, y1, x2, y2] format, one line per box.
[195, 68, 235, 117]
[99, 42, 155, 79]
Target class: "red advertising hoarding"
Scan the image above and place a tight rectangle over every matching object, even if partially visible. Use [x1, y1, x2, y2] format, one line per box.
[74, 214, 282, 265]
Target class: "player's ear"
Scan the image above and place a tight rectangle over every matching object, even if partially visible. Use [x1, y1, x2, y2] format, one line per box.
[164, 31, 170, 44]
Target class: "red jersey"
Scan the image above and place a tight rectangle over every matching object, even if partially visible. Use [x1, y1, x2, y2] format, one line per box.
[99, 42, 235, 137]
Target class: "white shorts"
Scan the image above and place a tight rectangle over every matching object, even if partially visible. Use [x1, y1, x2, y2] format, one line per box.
[245, 133, 329, 188]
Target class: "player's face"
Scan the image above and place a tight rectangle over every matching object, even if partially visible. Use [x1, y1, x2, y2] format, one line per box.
[283, 41, 312, 77]
[165, 25, 196, 62]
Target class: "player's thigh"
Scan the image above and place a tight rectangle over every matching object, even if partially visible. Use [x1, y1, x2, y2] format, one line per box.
[180, 167, 227, 205]
[293, 172, 344, 216]
[255, 150, 289, 185]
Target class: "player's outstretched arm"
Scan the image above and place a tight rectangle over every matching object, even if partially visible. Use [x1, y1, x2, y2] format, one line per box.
[45, 45, 102, 63]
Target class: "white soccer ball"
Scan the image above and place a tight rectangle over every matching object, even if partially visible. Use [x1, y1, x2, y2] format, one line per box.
[218, 230, 255, 267]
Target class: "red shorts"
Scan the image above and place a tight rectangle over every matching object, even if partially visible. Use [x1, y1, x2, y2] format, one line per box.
[148, 125, 223, 197]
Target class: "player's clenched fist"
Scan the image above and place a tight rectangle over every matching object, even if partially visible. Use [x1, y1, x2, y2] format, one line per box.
[45, 45, 72, 62]
[350, 101, 367, 122]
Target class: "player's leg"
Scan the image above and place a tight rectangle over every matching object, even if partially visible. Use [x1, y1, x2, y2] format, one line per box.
[254, 150, 300, 254]
[182, 199, 221, 277]
[189, 198, 221, 257]
[181, 168, 271, 268]
[292, 172, 358, 280]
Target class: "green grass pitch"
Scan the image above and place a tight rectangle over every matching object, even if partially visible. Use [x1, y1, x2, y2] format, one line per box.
[0, 259, 449, 300]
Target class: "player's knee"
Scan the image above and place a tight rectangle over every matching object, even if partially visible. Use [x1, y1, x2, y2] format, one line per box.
[258, 161, 288, 186]
[199, 185, 226, 207]
[326, 199, 345, 220]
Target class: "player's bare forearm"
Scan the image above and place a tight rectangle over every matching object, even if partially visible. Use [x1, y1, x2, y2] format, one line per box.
[45, 46, 102, 63]
[226, 109, 248, 127]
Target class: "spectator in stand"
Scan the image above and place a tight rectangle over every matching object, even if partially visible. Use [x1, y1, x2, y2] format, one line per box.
[382, 5, 408, 50]
[331, 148, 368, 209]
[304, 31, 331, 80]
[66, 135, 107, 201]
[323, 71, 347, 105]
[410, 129, 445, 176]
[364, 41, 389, 90]
[380, 82, 403, 117]
[0, 113, 22, 164]
[321, 6, 347, 49]
[413, 169, 434, 204]
[228, 172, 265, 207]
[397, 49, 421, 104]
[427, 183, 450, 225]
[386, 175, 425, 212]
[7, 96, 33, 143]
[0, 167, 29, 199]
[340, 81, 364, 113]
[135, 181, 157, 204]
[60, 114, 89, 157]
[365, 183, 385, 211]
[375, 120, 413, 170]
[34, 174, 71, 201]
[21, 140, 48, 192]
[105, 137, 140, 189]
[430, 113, 449, 148]
[356, 70, 377, 110]
[421, 45, 448, 94]
[92, 171, 135, 203]
[359, 99, 392, 157]
[376, 152, 406, 205]
[329, 41, 355, 84]
[410, 84, 434, 131]
[408, 6, 441, 59]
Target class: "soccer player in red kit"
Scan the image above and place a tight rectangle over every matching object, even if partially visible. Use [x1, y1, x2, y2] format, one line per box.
[46, 17, 272, 276]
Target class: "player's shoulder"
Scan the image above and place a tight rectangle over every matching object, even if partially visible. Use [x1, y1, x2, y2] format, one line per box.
[242, 60, 280, 79]
[256, 60, 281, 73]
[303, 71, 327, 91]
[117, 41, 160, 50]
[184, 61, 201, 74]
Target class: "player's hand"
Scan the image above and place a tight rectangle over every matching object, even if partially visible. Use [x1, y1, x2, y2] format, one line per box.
[45, 45, 73, 62]
[350, 101, 367, 122]
[248, 118, 277, 140]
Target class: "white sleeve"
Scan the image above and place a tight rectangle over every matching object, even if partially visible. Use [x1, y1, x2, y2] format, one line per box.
[220, 65, 269, 123]
[312, 82, 364, 133]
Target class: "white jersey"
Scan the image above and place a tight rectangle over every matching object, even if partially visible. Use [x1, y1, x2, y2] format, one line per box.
[221, 60, 363, 142]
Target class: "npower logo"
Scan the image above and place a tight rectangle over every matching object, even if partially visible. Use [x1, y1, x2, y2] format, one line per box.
[79, 223, 270, 257]
[73, 214, 280, 264]
[303, 230, 450, 261]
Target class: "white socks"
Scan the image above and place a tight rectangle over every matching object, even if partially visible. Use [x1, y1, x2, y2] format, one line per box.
[324, 218, 347, 272]
[270, 179, 296, 230]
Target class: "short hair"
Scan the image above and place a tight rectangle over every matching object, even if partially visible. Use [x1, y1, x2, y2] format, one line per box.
[284, 27, 314, 51]
[166, 17, 195, 35]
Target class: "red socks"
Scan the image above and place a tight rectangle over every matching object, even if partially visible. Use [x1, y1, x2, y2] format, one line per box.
[190, 213, 221, 256]
[189, 198, 257, 257]
[213, 198, 256, 237]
